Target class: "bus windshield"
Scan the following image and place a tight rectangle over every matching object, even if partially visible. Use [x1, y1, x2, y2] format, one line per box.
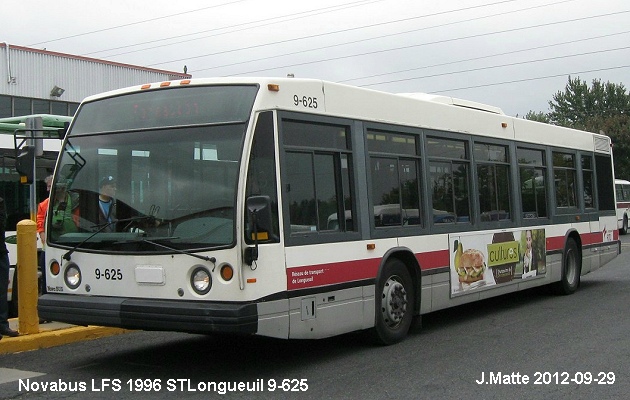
[47, 85, 258, 252]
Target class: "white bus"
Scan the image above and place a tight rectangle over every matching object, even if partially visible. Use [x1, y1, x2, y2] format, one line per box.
[38, 78, 619, 344]
[615, 179, 630, 235]
[0, 115, 67, 316]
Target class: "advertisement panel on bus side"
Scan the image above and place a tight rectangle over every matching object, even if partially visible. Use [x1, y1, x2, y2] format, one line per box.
[450, 228, 547, 296]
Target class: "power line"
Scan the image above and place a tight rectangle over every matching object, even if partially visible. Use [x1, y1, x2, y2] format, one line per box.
[161, 0, 574, 70]
[427, 65, 630, 94]
[28, 0, 249, 47]
[360, 45, 630, 87]
[340, 30, 630, 84]
[142, 0, 533, 65]
[88, 0, 381, 58]
[216, 10, 629, 76]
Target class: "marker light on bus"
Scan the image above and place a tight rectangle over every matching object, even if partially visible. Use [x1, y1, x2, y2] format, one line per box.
[220, 264, 234, 281]
[64, 263, 82, 289]
[191, 266, 212, 295]
[50, 260, 61, 276]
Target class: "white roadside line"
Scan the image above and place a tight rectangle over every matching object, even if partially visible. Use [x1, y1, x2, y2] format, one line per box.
[0, 367, 45, 385]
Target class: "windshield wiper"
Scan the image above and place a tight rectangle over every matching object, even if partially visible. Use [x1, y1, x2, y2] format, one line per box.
[140, 238, 216, 264]
[62, 215, 156, 261]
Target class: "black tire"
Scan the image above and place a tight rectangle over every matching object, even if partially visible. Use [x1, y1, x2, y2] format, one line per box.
[372, 259, 414, 345]
[552, 238, 581, 295]
[621, 215, 628, 235]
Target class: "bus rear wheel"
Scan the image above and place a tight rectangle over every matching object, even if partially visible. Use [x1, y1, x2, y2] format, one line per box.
[373, 259, 414, 345]
[552, 238, 581, 295]
[621, 215, 628, 235]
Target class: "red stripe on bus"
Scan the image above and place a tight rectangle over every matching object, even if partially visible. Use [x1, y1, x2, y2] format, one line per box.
[546, 230, 615, 251]
[287, 258, 381, 290]
[287, 250, 449, 290]
[581, 232, 603, 246]
[288, 231, 615, 290]
[416, 250, 450, 270]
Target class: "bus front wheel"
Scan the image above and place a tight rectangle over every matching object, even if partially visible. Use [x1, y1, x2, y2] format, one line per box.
[372, 259, 414, 345]
[552, 238, 581, 295]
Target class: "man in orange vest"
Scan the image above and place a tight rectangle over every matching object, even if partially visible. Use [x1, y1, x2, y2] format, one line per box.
[37, 176, 53, 247]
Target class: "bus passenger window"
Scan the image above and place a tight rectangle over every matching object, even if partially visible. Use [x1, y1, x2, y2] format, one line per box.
[282, 119, 355, 236]
[553, 152, 577, 209]
[367, 129, 422, 228]
[517, 147, 547, 219]
[582, 155, 595, 209]
[427, 137, 470, 224]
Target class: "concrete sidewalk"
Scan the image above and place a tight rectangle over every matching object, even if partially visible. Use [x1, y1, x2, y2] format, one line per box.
[0, 319, 129, 355]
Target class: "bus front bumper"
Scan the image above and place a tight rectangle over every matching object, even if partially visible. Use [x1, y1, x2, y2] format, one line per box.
[38, 294, 258, 334]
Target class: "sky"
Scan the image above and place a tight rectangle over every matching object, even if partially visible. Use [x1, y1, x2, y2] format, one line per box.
[4, 0, 629, 116]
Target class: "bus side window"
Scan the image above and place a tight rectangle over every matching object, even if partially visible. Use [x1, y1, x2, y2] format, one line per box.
[517, 147, 548, 219]
[282, 119, 355, 235]
[427, 137, 471, 224]
[475, 142, 511, 222]
[553, 151, 578, 209]
[367, 129, 422, 228]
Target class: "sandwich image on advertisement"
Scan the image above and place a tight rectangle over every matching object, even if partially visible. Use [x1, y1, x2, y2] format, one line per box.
[454, 240, 486, 285]
[458, 248, 486, 284]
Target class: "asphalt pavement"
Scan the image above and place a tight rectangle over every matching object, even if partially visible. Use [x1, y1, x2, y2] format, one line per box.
[0, 318, 128, 355]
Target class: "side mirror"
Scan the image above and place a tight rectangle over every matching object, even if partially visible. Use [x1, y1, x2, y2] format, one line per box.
[247, 195, 272, 235]
[244, 195, 273, 265]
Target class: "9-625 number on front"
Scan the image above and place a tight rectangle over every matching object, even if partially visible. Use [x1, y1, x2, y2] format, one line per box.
[95, 268, 123, 280]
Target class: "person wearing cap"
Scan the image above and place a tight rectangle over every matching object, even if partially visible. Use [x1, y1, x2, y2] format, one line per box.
[98, 176, 117, 231]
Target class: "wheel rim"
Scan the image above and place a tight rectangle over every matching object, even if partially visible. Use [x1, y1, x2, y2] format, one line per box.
[381, 275, 408, 329]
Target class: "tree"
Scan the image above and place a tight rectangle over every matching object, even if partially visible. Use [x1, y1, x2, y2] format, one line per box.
[523, 111, 549, 123]
[547, 76, 630, 129]
[526, 76, 630, 178]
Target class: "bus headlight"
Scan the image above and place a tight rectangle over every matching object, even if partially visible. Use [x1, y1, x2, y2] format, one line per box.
[190, 266, 212, 295]
[64, 263, 82, 289]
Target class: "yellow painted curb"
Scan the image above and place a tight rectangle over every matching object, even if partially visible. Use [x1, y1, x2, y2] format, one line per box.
[0, 327, 130, 355]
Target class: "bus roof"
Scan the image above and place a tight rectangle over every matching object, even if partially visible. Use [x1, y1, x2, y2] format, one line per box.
[76, 77, 611, 154]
